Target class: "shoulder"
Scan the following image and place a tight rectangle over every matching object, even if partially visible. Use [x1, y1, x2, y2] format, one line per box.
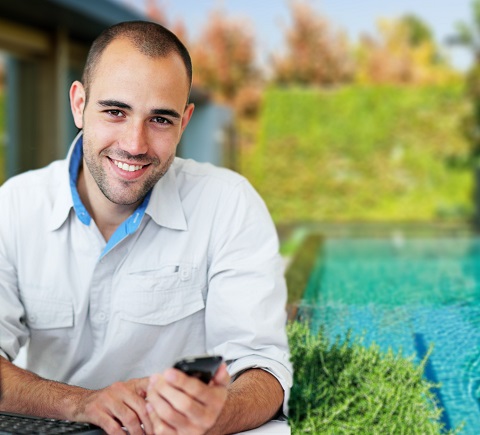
[172, 158, 271, 220]
[172, 158, 257, 203]
[0, 160, 67, 203]
[172, 157, 247, 189]
[170, 158, 270, 218]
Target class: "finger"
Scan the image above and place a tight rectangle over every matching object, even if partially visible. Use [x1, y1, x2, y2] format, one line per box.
[146, 394, 186, 433]
[138, 406, 154, 435]
[146, 403, 175, 435]
[165, 368, 227, 407]
[107, 379, 152, 434]
[212, 363, 230, 387]
[164, 368, 206, 396]
[155, 370, 226, 429]
[79, 393, 131, 435]
[97, 384, 147, 435]
[146, 402, 163, 434]
[91, 413, 125, 435]
[109, 403, 144, 435]
[125, 380, 154, 434]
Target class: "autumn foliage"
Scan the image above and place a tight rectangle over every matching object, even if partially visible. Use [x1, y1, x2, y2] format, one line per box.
[144, 0, 459, 99]
[272, 1, 354, 86]
[189, 12, 257, 102]
[356, 17, 457, 86]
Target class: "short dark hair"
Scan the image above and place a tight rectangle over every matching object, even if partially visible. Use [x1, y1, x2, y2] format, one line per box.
[82, 20, 192, 103]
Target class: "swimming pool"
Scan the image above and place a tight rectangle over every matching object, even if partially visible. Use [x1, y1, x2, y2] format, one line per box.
[298, 236, 480, 434]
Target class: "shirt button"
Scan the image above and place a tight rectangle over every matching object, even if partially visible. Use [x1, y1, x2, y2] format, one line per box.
[96, 312, 107, 322]
[180, 268, 191, 281]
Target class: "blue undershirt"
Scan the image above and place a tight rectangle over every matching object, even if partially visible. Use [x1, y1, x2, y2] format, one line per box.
[68, 135, 151, 259]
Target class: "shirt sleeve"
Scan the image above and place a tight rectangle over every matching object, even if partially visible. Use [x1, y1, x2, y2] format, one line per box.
[0, 185, 29, 361]
[205, 178, 293, 415]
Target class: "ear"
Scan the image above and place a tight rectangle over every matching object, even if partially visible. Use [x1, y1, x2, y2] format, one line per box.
[70, 81, 86, 129]
[180, 103, 195, 133]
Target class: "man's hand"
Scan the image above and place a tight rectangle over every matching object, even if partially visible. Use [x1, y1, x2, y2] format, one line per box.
[72, 377, 154, 435]
[146, 363, 230, 434]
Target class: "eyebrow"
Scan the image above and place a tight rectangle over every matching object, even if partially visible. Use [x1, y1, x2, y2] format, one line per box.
[151, 108, 181, 119]
[97, 100, 181, 119]
[98, 100, 131, 110]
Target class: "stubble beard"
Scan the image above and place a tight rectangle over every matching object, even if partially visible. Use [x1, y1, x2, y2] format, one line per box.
[82, 136, 175, 206]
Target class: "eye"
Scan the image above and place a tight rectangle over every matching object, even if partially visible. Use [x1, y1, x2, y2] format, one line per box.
[151, 117, 172, 125]
[106, 110, 124, 117]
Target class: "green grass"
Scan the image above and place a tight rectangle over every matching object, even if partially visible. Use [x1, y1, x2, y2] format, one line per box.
[287, 321, 462, 434]
[241, 84, 473, 223]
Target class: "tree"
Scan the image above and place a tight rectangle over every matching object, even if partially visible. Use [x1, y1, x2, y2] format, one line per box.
[453, 0, 480, 163]
[402, 14, 434, 47]
[356, 15, 456, 85]
[271, 0, 354, 86]
[190, 10, 258, 102]
[453, 0, 480, 63]
[440, 0, 480, 227]
[143, 3, 260, 115]
[145, 0, 167, 25]
[144, 0, 188, 45]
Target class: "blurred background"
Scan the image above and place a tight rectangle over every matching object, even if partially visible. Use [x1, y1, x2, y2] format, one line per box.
[1, 0, 480, 233]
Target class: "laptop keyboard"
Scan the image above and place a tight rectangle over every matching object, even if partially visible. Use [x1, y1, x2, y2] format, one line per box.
[0, 412, 103, 434]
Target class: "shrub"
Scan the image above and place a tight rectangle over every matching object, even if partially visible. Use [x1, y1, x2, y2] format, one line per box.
[287, 321, 461, 434]
[241, 85, 472, 223]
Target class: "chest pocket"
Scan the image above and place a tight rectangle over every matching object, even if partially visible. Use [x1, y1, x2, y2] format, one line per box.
[22, 296, 73, 330]
[117, 263, 205, 325]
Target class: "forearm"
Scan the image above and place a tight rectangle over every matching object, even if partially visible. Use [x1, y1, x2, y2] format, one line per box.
[207, 368, 284, 435]
[0, 356, 88, 420]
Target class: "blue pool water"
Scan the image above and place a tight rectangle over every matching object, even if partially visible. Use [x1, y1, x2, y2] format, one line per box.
[300, 236, 480, 434]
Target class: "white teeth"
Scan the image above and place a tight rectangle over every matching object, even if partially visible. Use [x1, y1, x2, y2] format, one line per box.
[113, 160, 144, 172]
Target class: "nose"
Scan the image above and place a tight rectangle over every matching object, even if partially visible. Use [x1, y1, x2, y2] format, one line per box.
[123, 120, 149, 156]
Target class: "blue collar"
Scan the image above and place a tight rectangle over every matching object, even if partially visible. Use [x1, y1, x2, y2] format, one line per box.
[68, 134, 152, 258]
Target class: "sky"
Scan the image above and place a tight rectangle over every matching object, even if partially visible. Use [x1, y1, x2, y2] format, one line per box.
[116, 0, 476, 71]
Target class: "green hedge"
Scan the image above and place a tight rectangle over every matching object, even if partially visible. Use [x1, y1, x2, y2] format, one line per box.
[241, 85, 473, 223]
[287, 322, 461, 434]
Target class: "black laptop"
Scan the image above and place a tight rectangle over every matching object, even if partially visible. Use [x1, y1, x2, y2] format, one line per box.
[0, 411, 104, 434]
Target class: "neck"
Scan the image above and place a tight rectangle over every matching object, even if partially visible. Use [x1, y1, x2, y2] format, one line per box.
[77, 165, 140, 241]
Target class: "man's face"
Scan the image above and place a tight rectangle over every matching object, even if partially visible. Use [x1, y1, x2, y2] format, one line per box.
[70, 38, 194, 206]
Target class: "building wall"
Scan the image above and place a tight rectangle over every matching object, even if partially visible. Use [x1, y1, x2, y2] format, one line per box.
[180, 104, 235, 169]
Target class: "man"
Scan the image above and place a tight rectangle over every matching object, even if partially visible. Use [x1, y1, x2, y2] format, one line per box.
[0, 21, 292, 434]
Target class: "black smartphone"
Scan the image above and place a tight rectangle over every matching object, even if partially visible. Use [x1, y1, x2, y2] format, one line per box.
[173, 355, 223, 384]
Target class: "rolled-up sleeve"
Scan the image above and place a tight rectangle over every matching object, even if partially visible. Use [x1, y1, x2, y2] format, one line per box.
[205, 179, 293, 414]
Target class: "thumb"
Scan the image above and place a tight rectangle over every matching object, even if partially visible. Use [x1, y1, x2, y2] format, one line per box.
[212, 363, 230, 387]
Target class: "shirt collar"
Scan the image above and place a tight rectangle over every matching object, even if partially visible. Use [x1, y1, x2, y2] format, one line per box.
[146, 159, 188, 231]
[69, 133, 90, 225]
[48, 131, 188, 232]
[48, 131, 82, 231]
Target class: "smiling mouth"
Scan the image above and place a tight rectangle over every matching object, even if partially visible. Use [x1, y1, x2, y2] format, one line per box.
[112, 159, 148, 172]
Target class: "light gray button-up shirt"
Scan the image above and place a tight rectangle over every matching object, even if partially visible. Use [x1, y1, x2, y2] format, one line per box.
[0, 133, 292, 412]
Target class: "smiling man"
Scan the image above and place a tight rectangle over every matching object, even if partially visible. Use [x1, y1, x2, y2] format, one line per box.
[0, 21, 292, 435]
[72, 34, 195, 241]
